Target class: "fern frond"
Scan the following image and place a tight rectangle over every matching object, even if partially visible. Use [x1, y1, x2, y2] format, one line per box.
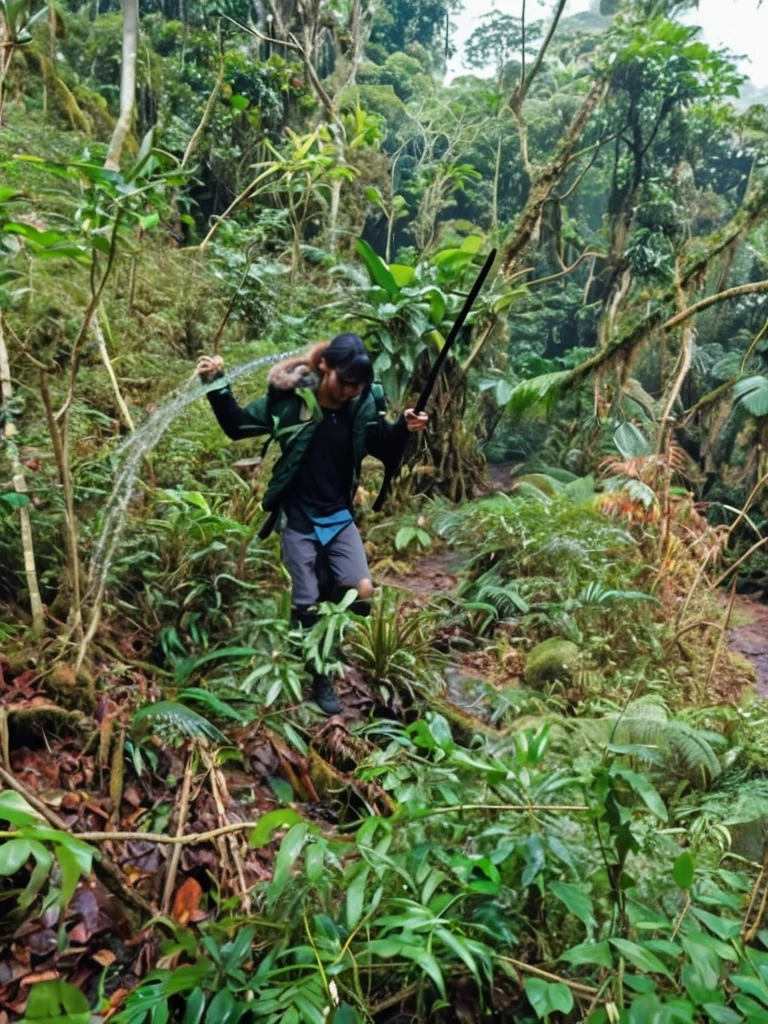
[132, 701, 229, 746]
[178, 688, 245, 723]
[474, 584, 530, 618]
[608, 699, 720, 790]
[577, 583, 660, 607]
[684, 779, 768, 827]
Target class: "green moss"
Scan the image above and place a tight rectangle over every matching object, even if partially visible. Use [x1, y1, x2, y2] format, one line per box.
[523, 638, 581, 689]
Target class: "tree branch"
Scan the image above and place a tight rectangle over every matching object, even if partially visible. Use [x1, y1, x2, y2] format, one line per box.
[0, 765, 155, 917]
[501, 78, 607, 278]
[510, 0, 568, 112]
[562, 179, 768, 387]
[662, 279, 768, 332]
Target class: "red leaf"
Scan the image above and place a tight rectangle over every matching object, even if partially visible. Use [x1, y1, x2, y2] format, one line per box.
[171, 878, 203, 926]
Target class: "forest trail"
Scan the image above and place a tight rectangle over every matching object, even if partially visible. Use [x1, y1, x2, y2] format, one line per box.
[729, 596, 768, 695]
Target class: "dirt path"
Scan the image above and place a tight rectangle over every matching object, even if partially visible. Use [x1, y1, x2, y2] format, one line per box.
[729, 595, 768, 696]
[375, 549, 461, 598]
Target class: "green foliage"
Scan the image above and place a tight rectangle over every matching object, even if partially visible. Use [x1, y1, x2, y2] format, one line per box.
[0, 0, 47, 46]
[132, 700, 230, 747]
[346, 586, 446, 697]
[20, 980, 90, 1024]
[733, 375, 768, 419]
[0, 791, 95, 913]
[433, 487, 661, 667]
[608, 697, 722, 790]
[3, 5, 768, 1022]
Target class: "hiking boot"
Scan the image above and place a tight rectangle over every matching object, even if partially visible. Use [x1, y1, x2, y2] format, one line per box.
[311, 674, 341, 715]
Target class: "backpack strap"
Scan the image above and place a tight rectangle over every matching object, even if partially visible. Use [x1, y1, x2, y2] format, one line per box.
[370, 381, 387, 417]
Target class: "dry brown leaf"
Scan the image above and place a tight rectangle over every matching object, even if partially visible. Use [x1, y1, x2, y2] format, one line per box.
[20, 970, 60, 987]
[171, 877, 203, 925]
[92, 950, 117, 967]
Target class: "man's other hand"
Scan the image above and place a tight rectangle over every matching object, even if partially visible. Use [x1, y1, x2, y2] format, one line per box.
[197, 354, 225, 383]
[404, 409, 428, 433]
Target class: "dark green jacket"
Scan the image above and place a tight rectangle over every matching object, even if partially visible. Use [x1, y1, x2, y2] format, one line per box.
[206, 356, 408, 527]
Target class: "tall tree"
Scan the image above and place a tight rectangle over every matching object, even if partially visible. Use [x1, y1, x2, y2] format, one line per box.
[104, 0, 139, 171]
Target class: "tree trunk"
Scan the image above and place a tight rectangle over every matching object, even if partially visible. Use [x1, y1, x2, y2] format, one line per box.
[501, 79, 607, 278]
[0, 37, 16, 126]
[104, 0, 139, 171]
[0, 318, 45, 634]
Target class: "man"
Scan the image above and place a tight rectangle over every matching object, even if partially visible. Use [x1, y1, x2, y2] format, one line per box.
[197, 333, 428, 714]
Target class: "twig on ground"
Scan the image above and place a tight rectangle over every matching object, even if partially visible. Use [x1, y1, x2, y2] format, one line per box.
[160, 749, 195, 915]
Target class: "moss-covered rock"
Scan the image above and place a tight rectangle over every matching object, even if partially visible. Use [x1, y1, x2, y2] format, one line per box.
[523, 638, 580, 689]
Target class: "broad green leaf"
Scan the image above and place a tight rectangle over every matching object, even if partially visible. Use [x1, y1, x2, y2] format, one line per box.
[673, 852, 695, 890]
[521, 835, 545, 888]
[389, 264, 415, 287]
[560, 940, 613, 968]
[355, 238, 398, 298]
[429, 291, 446, 326]
[427, 713, 453, 751]
[164, 960, 215, 996]
[691, 907, 742, 941]
[1, 492, 30, 509]
[549, 881, 596, 932]
[609, 938, 673, 978]
[524, 977, 574, 1019]
[395, 526, 415, 551]
[0, 838, 31, 875]
[182, 988, 205, 1024]
[734, 993, 768, 1020]
[331, 1005, 363, 1024]
[346, 867, 369, 931]
[731, 975, 768, 1006]
[734, 376, 768, 419]
[503, 370, 571, 419]
[204, 988, 242, 1024]
[614, 422, 651, 459]
[305, 840, 326, 883]
[223, 925, 255, 970]
[0, 791, 43, 826]
[702, 1005, 743, 1024]
[493, 287, 526, 313]
[53, 843, 88, 909]
[460, 235, 484, 255]
[139, 213, 160, 231]
[366, 940, 446, 997]
[21, 980, 89, 1024]
[435, 927, 479, 979]
[412, 949, 446, 999]
[172, 646, 258, 684]
[249, 809, 306, 848]
[18, 840, 52, 908]
[230, 95, 250, 111]
[268, 823, 308, 904]
[612, 767, 668, 821]
[178, 688, 244, 722]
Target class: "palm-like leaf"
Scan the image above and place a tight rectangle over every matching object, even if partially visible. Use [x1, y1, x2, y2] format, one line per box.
[132, 701, 229, 746]
[733, 375, 768, 419]
[502, 370, 572, 421]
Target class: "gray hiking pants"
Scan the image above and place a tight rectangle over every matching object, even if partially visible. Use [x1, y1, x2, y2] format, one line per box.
[281, 523, 370, 607]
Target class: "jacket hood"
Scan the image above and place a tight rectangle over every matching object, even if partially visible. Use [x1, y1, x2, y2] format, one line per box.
[267, 342, 328, 393]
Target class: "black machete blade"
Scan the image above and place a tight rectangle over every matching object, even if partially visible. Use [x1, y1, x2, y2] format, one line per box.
[372, 247, 497, 512]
